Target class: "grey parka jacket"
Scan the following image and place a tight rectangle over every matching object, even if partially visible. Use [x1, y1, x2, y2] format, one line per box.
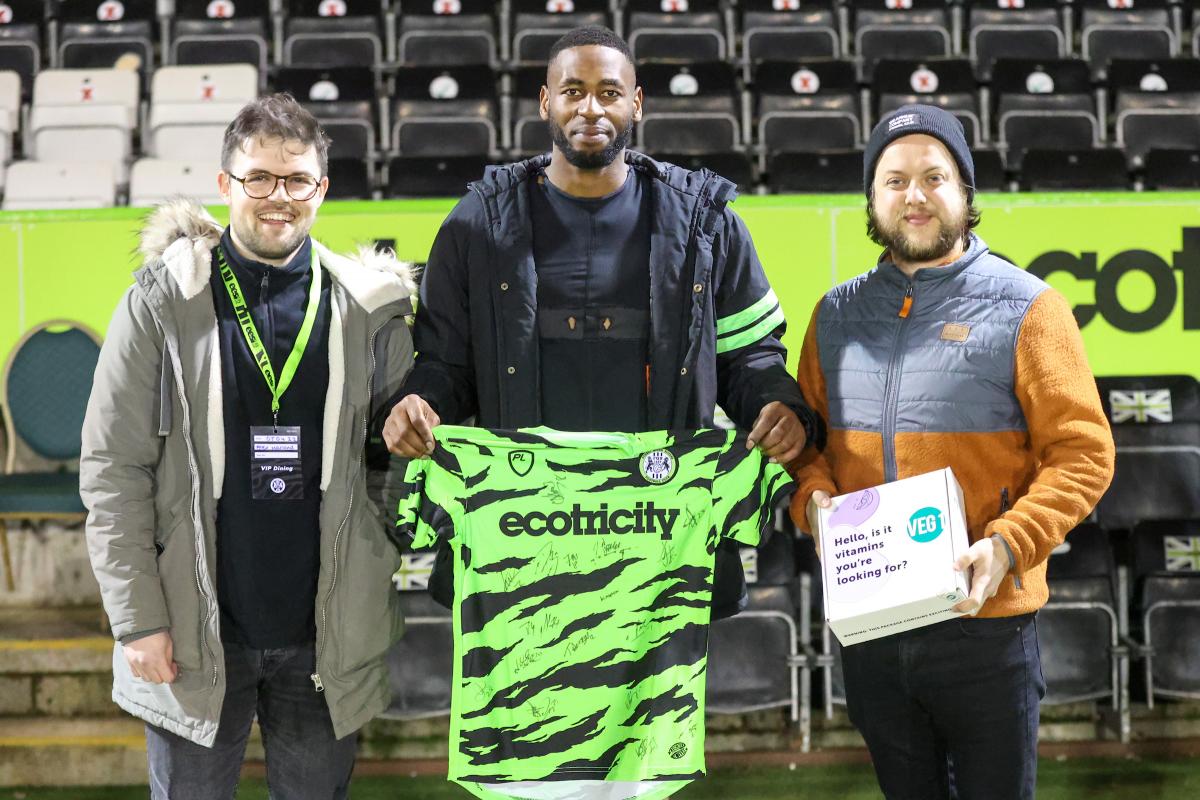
[80, 200, 416, 746]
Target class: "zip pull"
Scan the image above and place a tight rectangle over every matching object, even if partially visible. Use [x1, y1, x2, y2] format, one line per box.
[898, 286, 914, 319]
[311, 672, 325, 693]
[1000, 487, 1010, 515]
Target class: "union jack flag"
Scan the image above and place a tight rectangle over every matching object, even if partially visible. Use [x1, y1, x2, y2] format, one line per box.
[393, 552, 437, 590]
[1109, 389, 1173, 424]
[1164, 536, 1200, 572]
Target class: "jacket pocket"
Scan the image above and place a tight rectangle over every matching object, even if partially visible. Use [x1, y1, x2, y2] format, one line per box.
[155, 515, 203, 671]
[333, 502, 405, 675]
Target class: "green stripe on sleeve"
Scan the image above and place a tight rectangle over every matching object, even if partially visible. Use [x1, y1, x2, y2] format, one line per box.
[715, 289, 779, 336]
[715, 305, 785, 354]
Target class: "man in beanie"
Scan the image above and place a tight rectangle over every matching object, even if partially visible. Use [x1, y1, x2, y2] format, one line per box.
[789, 104, 1115, 798]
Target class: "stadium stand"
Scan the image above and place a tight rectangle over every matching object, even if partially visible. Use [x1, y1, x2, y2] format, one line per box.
[390, 64, 498, 156]
[0, 320, 101, 591]
[511, 0, 612, 65]
[623, 0, 729, 63]
[752, 59, 861, 168]
[508, 63, 551, 156]
[871, 58, 984, 147]
[0, 0, 44, 100]
[636, 61, 741, 153]
[168, 0, 271, 81]
[385, 153, 489, 197]
[283, 0, 387, 68]
[396, 0, 498, 67]
[382, 580, 455, 719]
[28, 68, 138, 182]
[146, 63, 258, 160]
[1132, 520, 1200, 705]
[1020, 147, 1129, 190]
[1077, 0, 1177, 82]
[767, 149, 861, 193]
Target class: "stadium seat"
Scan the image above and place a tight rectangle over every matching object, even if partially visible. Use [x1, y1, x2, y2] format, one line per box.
[1020, 148, 1129, 191]
[637, 61, 741, 153]
[872, 58, 985, 147]
[0, 0, 44, 100]
[274, 67, 378, 185]
[128, 158, 222, 207]
[753, 59, 860, 167]
[992, 59, 1100, 170]
[1142, 149, 1200, 190]
[146, 64, 258, 161]
[1132, 520, 1200, 705]
[169, 0, 270, 81]
[1111, 59, 1200, 168]
[382, 581, 453, 719]
[1041, 524, 1127, 732]
[28, 68, 139, 182]
[1078, 0, 1176, 82]
[964, 0, 1067, 83]
[511, 0, 612, 65]
[283, 0, 386, 68]
[739, 0, 839, 82]
[1094, 375, 1200, 531]
[847, 0, 953, 83]
[390, 65, 497, 156]
[1, 160, 117, 208]
[0, 321, 101, 591]
[395, 0, 497, 67]
[767, 149, 862, 193]
[386, 154, 489, 197]
[55, 0, 155, 85]
[708, 529, 804, 726]
[972, 147, 1008, 191]
[509, 64, 551, 156]
[624, 0, 728, 63]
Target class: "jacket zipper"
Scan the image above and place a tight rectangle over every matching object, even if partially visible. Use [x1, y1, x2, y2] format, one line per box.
[311, 317, 386, 693]
[881, 284, 914, 483]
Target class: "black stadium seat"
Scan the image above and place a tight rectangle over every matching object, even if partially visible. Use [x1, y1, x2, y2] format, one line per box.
[395, 0, 497, 67]
[1094, 375, 1200, 531]
[56, 0, 156, 84]
[283, 0, 385, 68]
[965, 0, 1067, 83]
[510, 64, 551, 157]
[1020, 148, 1129, 191]
[651, 151, 755, 193]
[637, 61, 741, 154]
[848, 0, 953, 82]
[383, 580, 454, 718]
[768, 149, 862, 194]
[993, 58, 1100, 170]
[739, 0, 839, 82]
[1078, 0, 1176, 82]
[511, 0, 610, 65]
[0, 0, 45, 99]
[754, 59, 860, 161]
[624, 0, 728, 63]
[1110, 59, 1200, 168]
[390, 65, 498, 157]
[1143, 149, 1200, 190]
[387, 154, 490, 198]
[1132, 520, 1200, 705]
[170, 0, 270, 77]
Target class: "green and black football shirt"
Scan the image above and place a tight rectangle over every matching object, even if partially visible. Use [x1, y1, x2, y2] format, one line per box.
[395, 426, 792, 800]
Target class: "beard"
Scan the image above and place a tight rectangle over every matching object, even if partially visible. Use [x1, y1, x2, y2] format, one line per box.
[548, 118, 634, 169]
[230, 209, 311, 262]
[867, 197, 969, 265]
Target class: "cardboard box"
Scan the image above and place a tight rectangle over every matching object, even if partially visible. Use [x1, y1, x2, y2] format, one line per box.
[819, 467, 972, 647]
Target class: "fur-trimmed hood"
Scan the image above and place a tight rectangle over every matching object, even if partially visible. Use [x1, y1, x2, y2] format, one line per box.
[137, 198, 417, 313]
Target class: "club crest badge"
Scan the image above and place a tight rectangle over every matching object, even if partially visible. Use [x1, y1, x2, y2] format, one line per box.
[640, 450, 677, 484]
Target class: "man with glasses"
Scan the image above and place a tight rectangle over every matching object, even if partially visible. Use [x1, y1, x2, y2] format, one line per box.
[81, 93, 417, 798]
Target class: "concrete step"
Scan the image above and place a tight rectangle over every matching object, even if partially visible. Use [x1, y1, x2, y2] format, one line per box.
[0, 606, 118, 718]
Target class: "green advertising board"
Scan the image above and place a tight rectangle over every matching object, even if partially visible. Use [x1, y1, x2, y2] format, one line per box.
[2, 192, 1198, 379]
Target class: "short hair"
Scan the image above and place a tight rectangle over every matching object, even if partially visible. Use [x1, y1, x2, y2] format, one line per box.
[220, 93, 331, 177]
[547, 26, 635, 74]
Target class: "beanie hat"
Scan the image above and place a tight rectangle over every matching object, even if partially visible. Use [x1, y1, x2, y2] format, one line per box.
[863, 104, 975, 200]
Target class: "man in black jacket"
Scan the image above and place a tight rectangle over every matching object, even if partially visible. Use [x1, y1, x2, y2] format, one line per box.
[382, 26, 821, 614]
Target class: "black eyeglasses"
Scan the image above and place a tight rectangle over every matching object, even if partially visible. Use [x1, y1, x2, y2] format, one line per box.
[228, 170, 321, 201]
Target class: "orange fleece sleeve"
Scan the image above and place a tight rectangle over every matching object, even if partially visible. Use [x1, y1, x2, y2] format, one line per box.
[789, 300, 837, 534]
[988, 289, 1115, 574]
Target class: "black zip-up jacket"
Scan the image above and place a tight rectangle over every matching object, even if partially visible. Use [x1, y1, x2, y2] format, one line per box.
[402, 151, 820, 438]
[394, 151, 824, 617]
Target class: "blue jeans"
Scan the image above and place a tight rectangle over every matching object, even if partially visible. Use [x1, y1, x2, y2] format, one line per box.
[146, 641, 357, 800]
[842, 614, 1045, 800]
